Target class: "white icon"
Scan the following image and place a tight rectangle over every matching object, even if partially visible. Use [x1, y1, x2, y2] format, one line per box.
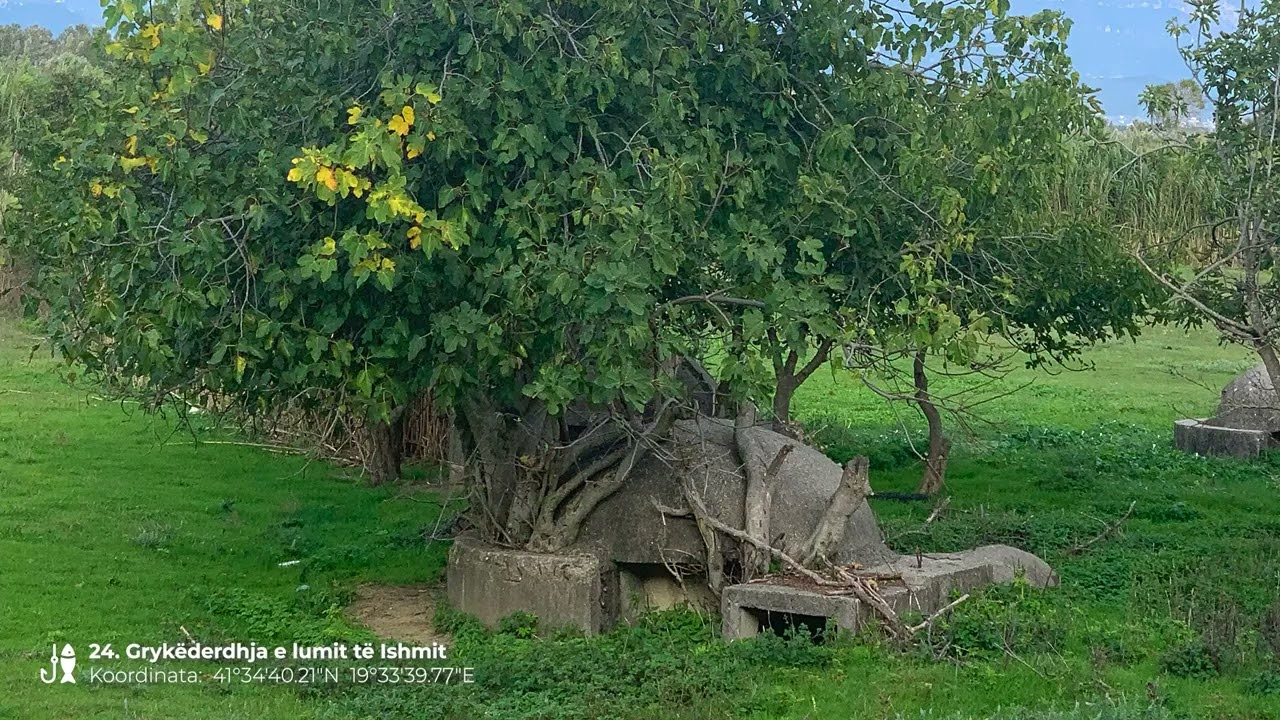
[39, 644, 76, 684]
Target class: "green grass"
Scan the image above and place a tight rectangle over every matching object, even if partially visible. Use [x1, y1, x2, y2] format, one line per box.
[2, 316, 1279, 719]
[0, 319, 450, 719]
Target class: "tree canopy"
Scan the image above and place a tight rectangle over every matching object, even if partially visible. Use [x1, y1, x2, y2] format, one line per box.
[2, 0, 1151, 548]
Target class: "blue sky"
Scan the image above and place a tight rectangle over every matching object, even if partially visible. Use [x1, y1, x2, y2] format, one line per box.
[1, 0, 1199, 121]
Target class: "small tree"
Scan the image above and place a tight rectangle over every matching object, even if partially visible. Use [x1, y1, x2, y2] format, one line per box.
[1138, 2, 1280, 393]
[1139, 79, 1205, 130]
[851, 219, 1154, 497]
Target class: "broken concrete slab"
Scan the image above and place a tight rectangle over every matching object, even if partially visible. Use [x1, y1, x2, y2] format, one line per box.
[1174, 418, 1274, 458]
[446, 536, 617, 635]
[863, 544, 1057, 612]
[578, 418, 891, 568]
[722, 583, 877, 640]
[721, 544, 1056, 641]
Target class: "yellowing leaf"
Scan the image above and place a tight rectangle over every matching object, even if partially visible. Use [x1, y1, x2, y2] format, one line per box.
[287, 167, 303, 182]
[207, 14, 223, 31]
[141, 23, 162, 49]
[407, 226, 422, 250]
[380, 257, 396, 272]
[425, 91, 442, 105]
[401, 105, 415, 126]
[315, 166, 338, 191]
[120, 156, 149, 172]
[347, 105, 363, 125]
[189, 129, 209, 144]
[90, 182, 103, 197]
[427, 131, 436, 141]
[199, 50, 217, 75]
[125, 135, 138, 155]
[387, 114, 410, 137]
[406, 145, 421, 159]
[319, 237, 336, 256]
[234, 354, 246, 378]
[123, 106, 140, 115]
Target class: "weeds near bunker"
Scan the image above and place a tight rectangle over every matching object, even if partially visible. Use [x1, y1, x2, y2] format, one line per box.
[1158, 640, 1221, 679]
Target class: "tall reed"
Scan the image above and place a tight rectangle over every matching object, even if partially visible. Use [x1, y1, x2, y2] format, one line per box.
[1052, 128, 1224, 261]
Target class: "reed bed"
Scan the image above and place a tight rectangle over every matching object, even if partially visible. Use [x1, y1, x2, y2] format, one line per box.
[1052, 129, 1225, 260]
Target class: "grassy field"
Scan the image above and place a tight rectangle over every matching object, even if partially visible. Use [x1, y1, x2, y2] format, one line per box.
[0, 318, 451, 719]
[1, 317, 1278, 719]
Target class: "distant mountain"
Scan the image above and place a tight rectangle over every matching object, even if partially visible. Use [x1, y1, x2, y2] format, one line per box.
[0, 0, 1205, 121]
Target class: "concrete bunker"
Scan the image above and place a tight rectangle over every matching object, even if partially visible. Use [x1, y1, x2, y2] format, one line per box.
[1175, 364, 1280, 458]
[447, 419, 1058, 637]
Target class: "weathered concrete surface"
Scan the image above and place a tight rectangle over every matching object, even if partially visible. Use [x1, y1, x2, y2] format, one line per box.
[617, 565, 719, 624]
[1174, 418, 1273, 458]
[722, 583, 870, 640]
[721, 544, 1056, 641]
[447, 536, 617, 635]
[1174, 365, 1280, 458]
[1210, 364, 1280, 432]
[864, 544, 1057, 614]
[952, 544, 1057, 587]
[579, 418, 891, 567]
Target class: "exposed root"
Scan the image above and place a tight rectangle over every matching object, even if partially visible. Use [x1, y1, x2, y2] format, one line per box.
[787, 456, 870, 567]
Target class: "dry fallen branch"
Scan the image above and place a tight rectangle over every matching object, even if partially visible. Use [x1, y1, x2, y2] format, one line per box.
[653, 487, 909, 639]
[908, 593, 969, 634]
[191, 440, 305, 455]
[925, 496, 951, 524]
[1068, 500, 1137, 556]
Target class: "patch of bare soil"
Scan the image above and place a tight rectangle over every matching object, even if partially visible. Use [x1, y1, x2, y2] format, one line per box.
[346, 584, 447, 645]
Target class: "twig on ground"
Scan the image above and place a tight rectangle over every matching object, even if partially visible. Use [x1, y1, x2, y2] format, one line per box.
[908, 593, 969, 633]
[1068, 500, 1137, 556]
[192, 440, 306, 455]
[925, 496, 951, 524]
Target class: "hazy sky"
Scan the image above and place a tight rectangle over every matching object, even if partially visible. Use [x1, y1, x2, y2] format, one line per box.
[1, 0, 1205, 120]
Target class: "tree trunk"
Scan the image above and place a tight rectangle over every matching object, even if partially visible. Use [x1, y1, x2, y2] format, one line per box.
[736, 403, 772, 579]
[456, 397, 521, 543]
[365, 412, 405, 485]
[771, 379, 796, 434]
[454, 394, 676, 551]
[913, 350, 950, 497]
[446, 411, 467, 486]
[1256, 343, 1280, 401]
[769, 338, 833, 436]
[787, 456, 870, 567]
[1240, 217, 1280, 412]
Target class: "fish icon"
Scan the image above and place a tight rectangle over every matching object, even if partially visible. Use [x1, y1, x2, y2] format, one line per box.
[58, 645, 76, 684]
